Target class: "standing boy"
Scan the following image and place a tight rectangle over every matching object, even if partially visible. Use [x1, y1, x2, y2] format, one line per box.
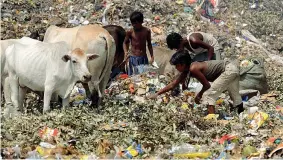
[149, 50, 244, 115]
[123, 11, 154, 75]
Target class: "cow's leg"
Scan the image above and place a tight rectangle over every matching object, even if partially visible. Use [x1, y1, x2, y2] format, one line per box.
[3, 76, 12, 105]
[97, 67, 112, 107]
[18, 86, 27, 112]
[9, 74, 20, 110]
[51, 93, 59, 103]
[82, 82, 91, 98]
[87, 80, 100, 107]
[62, 95, 70, 109]
[43, 86, 54, 113]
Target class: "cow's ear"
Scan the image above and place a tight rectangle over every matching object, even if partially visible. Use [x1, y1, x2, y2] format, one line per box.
[87, 54, 99, 61]
[62, 55, 71, 62]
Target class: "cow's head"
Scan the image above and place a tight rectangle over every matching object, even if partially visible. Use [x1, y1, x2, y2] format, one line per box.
[62, 48, 98, 83]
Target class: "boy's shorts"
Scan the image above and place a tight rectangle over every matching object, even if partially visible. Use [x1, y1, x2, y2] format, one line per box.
[127, 55, 149, 75]
[202, 61, 242, 107]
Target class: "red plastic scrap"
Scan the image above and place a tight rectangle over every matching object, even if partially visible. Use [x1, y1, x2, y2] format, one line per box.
[118, 74, 129, 80]
[218, 134, 238, 144]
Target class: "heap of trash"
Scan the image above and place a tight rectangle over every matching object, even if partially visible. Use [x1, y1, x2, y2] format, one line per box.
[1, 0, 283, 159]
[2, 69, 283, 159]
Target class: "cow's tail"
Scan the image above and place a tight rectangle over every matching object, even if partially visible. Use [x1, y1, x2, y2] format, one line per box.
[94, 33, 115, 97]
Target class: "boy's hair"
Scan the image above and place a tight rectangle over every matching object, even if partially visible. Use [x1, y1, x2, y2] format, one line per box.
[130, 11, 144, 23]
[170, 50, 192, 66]
[166, 33, 183, 50]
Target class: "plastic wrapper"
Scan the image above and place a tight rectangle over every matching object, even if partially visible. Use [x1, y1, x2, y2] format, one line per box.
[240, 59, 253, 68]
[173, 152, 211, 159]
[248, 111, 269, 130]
[39, 127, 59, 142]
[169, 143, 211, 159]
[116, 142, 143, 159]
[70, 85, 87, 105]
[204, 114, 219, 121]
[275, 105, 283, 121]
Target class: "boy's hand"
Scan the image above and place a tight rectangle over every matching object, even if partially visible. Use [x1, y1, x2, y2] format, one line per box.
[149, 57, 154, 64]
[194, 93, 202, 104]
[120, 55, 130, 66]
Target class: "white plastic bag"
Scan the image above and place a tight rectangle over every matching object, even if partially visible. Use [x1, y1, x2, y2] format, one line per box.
[243, 91, 260, 108]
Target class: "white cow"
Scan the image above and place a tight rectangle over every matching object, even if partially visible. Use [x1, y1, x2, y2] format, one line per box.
[43, 25, 116, 106]
[1, 37, 40, 105]
[5, 41, 98, 113]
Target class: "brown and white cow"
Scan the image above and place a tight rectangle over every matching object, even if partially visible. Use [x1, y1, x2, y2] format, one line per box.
[43, 25, 116, 106]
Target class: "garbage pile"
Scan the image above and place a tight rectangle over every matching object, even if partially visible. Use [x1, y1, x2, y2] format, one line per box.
[2, 70, 283, 159]
[1, 0, 283, 159]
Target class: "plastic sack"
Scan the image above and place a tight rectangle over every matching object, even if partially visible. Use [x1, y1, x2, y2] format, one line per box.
[239, 58, 268, 94]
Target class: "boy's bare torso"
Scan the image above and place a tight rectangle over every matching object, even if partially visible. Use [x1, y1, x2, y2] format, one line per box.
[128, 27, 149, 57]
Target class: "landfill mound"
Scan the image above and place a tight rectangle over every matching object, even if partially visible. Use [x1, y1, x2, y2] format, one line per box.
[2, 71, 283, 159]
[1, 0, 283, 159]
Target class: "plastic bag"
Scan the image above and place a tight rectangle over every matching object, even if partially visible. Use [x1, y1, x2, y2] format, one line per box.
[243, 91, 260, 108]
[135, 64, 159, 74]
[169, 144, 196, 154]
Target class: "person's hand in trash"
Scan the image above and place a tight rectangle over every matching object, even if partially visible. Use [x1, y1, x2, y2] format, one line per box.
[147, 93, 158, 99]
[194, 93, 202, 104]
[149, 56, 154, 64]
[122, 55, 130, 65]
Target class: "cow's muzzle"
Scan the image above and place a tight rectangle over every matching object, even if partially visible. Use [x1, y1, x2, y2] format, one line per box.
[82, 74, 92, 82]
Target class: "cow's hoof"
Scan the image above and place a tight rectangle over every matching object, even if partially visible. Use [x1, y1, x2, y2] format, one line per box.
[3, 106, 21, 118]
[43, 109, 51, 114]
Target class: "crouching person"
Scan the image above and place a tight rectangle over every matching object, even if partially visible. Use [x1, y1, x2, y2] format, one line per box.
[148, 50, 244, 114]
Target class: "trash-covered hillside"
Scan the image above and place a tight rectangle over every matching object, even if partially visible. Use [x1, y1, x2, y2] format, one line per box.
[1, 0, 283, 159]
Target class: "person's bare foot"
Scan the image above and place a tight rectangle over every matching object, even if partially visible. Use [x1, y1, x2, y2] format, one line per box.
[207, 105, 215, 114]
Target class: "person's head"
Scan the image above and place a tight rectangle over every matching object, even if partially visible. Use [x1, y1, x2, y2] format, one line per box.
[170, 50, 192, 72]
[166, 33, 183, 50]
[130, 11, 144, 31]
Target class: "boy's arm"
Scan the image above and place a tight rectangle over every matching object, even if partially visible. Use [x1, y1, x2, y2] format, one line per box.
[190, 66, 211, 97]
[190, 36, 214, 60]
[147, 29, 154, 63]
[123, 31, 131, 60]
[156, 71, 188, 96]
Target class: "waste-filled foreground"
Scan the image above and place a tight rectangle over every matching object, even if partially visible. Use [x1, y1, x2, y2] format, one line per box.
[1, 71, 283, 159]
